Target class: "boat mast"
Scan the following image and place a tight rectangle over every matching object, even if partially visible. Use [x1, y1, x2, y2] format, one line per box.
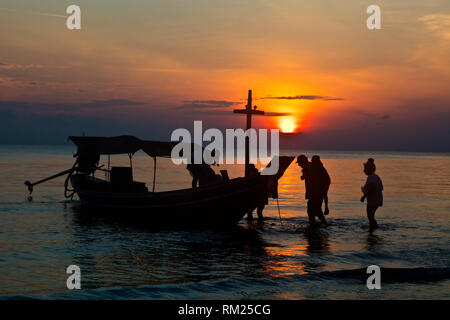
[152, 156, 157, 192]
[233, 90, 264, 176]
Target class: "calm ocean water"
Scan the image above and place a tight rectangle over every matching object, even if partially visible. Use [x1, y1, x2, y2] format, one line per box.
[0, 145, 449, 299]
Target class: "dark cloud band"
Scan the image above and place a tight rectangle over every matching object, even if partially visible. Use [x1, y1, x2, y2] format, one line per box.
[260, 95, 344, 101]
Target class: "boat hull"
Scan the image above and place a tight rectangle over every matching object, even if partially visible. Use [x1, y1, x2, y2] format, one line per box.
[70, 174, 265, 227]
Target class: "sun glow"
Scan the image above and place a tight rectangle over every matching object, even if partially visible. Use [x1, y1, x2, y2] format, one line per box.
[279, 117, 296, 133]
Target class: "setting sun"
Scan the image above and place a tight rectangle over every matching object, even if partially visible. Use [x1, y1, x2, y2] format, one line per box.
[279, 117, 296, 133]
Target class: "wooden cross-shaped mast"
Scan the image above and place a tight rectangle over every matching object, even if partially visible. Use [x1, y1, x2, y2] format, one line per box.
[233, 90, 264, 176]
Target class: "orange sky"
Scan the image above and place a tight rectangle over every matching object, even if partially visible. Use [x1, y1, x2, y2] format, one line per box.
[0, 1, 449, 149]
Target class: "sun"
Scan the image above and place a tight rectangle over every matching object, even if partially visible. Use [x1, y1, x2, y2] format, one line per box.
[279, 117, 296, 133]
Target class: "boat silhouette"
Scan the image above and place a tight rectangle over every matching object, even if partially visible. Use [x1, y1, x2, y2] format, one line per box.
[69, 135, 282, 226]
[24, 90, 294, 227]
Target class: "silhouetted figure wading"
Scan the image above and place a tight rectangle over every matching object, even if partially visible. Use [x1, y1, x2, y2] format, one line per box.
[360, 158, 384, 231]
[297, 155, 329, 226]
[311, 155, 331, 216]
[246, 164, 268, 221]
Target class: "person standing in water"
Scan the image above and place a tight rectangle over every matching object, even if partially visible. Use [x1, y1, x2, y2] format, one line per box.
[360, 158, 384, 230]
[297, 155, 328, 226]
[311, 155, 331, 216]
[246, 164, 268, 221]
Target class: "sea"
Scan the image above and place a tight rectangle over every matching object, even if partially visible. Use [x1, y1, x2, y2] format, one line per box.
[0, 145, 449, 299]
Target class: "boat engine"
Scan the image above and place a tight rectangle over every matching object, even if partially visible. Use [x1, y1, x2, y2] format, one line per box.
[74, 147, 100, 175]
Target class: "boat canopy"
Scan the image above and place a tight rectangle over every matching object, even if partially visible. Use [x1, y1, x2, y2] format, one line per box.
[69, 135, 180, 158]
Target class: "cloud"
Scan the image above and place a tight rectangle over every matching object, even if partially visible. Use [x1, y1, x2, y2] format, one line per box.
[0, 110, 171, 145]
[0, 63, 45, 70]
[263, 112, 293, 117]
[0, 99, 448, 151]
[185, 100, 239, 107]
[174, 100, 240, 110]
[260, 95, 344, 101]
[0, 7, 66, 19]
[0, 99, 144, 113]
[355, 110, 390, 120]
[296, 100, 450, 152]
[419, 14, 450, 39]
[182, 109, 293, 118]
[174, 99, 292, 117]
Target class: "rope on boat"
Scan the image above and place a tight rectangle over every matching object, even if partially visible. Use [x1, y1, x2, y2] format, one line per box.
[64, 172, 75, 200]
[64, 160, 78, 200]
[276, 198, 282, 224]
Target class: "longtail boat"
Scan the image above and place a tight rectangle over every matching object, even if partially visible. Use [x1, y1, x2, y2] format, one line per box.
[24, 90, 294, 227]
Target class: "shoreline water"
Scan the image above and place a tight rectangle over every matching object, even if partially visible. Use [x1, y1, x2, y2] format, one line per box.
[0, 146, 448, 299]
